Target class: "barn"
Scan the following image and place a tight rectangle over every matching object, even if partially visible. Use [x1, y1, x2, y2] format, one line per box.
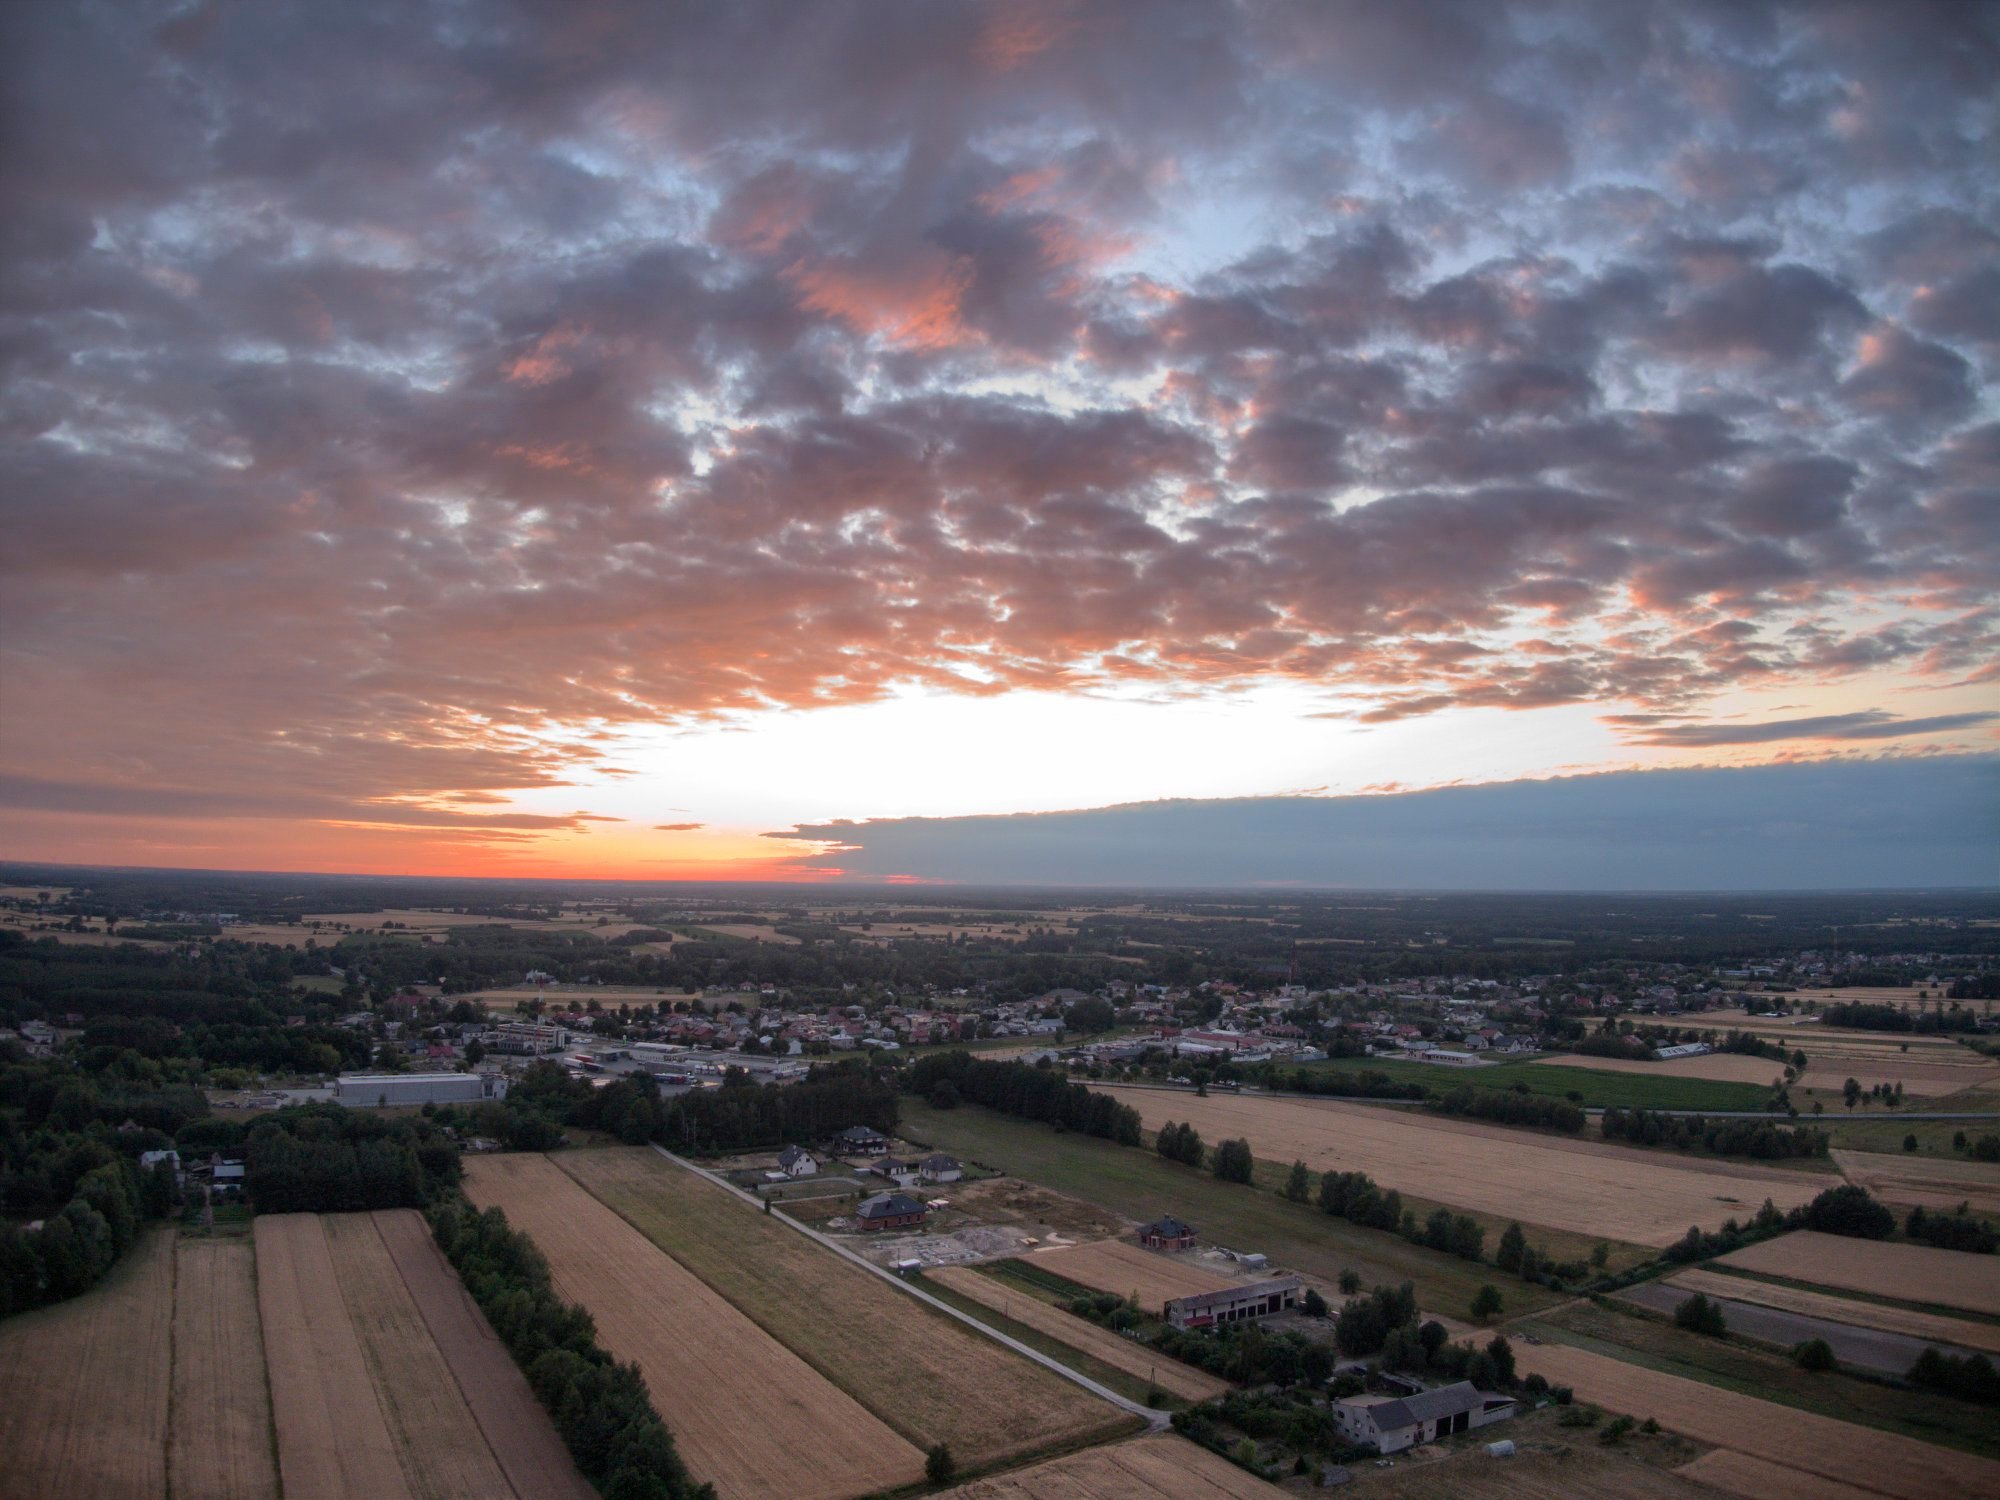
[334, 1071, 507, 1107]
[1333, 1382, 1516, 1454]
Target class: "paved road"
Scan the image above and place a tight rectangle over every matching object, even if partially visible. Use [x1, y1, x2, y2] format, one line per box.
[649, 1143, 1172, 1430]
[1615, 1282, 1986, 1377]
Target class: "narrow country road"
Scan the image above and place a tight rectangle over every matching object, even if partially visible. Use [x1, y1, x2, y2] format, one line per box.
[648, 1143, 1174, 1431]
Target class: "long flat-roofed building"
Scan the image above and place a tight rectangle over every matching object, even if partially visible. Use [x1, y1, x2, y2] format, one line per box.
[334, 1072, 508, 1107]
[1164, 1275, 1302, 1329]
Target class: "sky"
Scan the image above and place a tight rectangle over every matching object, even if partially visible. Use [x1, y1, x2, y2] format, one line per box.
[1, 1, 1996, 886]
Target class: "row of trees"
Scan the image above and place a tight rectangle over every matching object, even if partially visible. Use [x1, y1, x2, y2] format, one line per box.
[1600, 1107, 1828, 1159]
[909, 1054, 1141, 1146]
[1905, 1205, 1999, 1255]
[1155, 1120, 1206, 1166]
[1663, 1184, 1900, 1267]
[430, 1201, 708, 1499]
[1822, 1002, 1984, 1033]
[0, 1153, 173, 1316]
[1433, 1085, 1585, 1133]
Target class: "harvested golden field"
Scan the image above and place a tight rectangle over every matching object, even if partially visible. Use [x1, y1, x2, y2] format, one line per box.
[1538, 1052, 1787, 1085]
[1833, 1148, 2000, 1215]
[934, 1433, 1280, 1498]
[373, 1210, 595, 1500]
[0, 1228, 173, 1500]
[1716, 1230, 2000, 1316]
[1361, 1435, 1717, 1500]
[1666, 1267, 2000, 1355]
[1101, 1088, 1825, 1246]
[1698, 1012, 2000, 1096]
[929, 1266, 1229, 1401]
[255, 1215, 413, 1500]
[323, 1213, 515, 1500]
[1675, 1450, 1885, 1500]
[464, 1152, 924, 1499]
[1515, 1340, 2000, 1500]
[1027, 1238, 1238, 1313]
[700, 921, 801, 943]
[554, 1147, 1131, 1470]
[170, 1238, 278, 1500]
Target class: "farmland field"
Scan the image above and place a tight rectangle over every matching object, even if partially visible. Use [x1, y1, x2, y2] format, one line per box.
[1832, 1148, 2000, 1215]
[1354, 1406, 1713, 1500]
[0, 1227, 173, 1500]
[1513, 1340, 2000, 1500]
[900, 1100, 1570, 1316]
[1716, 1230, 2000, 1316]
[552, 1146, 1133, 1469]
[1674, 1450, 1885, 1500]
[323, 1213, 516, 1500]
[1667, 1267, 2000, 1355]
[255, 1215, 414, 1500]
[373, 1209, 596, 1500]
[1292, 1055, 1775, 1111]
[1024, 1239, 1237, 1313]
[170, 1238, 279, 1500]
[929, 1265, 1229, 1401]
[463, 1152, 926, 1499]
[934, 1432, 1280, 1498]
[1098, 1088, 1826, 1246]
[1536, 1051, 1788, 1086]
[1696, 1012, 2000, 1097]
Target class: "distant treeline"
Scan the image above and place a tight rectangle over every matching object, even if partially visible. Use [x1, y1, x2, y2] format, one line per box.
[1601, 1106, 1828, 1159]
[431, 1200, 710, 1499]
[907, 1053, 1142, 1145]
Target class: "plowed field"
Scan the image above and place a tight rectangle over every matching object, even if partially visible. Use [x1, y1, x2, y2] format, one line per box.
[0, 1228, 173, 1500]
[1716, 1230, 2000, 1316]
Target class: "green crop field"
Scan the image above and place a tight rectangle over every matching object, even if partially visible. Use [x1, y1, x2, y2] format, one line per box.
[898, 1100, 1573, 1321]
[1288, 1056, 1777, 1112]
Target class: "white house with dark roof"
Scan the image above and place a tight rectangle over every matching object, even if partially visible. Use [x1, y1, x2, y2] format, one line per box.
[1332, 1382, 1515, 1454]
[778, 1144, 818, 1178]
[918, 1153, 962, 1183]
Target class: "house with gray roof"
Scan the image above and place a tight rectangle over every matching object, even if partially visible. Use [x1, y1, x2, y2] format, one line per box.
[1332, 1381, 1515, 1454]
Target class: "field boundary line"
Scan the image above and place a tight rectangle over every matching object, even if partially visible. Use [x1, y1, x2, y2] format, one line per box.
[647, 1143, 1170, 1430]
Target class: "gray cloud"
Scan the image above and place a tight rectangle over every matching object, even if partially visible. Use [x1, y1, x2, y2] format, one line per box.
[1609, 711, 2000, 747]
[766, 757, 2000, 888]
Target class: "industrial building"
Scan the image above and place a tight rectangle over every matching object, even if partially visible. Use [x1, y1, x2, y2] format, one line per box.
[334, 1071, 509, 1107]
[1164, 1275, 1302, 1329]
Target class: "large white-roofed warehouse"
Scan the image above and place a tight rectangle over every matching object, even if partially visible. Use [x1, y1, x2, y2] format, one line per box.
[334, 1072, 509, 1107]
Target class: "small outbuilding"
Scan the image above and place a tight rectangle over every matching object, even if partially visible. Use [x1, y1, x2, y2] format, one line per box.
[1138, 1213, 1197, 1251]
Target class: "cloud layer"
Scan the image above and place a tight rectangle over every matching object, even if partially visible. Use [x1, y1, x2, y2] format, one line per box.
[770, 756, 2000, 888]
[2, 2, 1996, 860]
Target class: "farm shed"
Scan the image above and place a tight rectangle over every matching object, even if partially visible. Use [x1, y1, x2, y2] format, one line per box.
[855, 1192, 929, 1231]
[1332, 1382, 1515, 1454]
[335, 1071, 507, 1107]
[1164, 1275, 1301, 1329]
[1137, 1213, 1197, 1251]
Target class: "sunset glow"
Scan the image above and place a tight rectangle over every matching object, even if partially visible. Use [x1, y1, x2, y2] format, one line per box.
[2, 2, 1995, 883]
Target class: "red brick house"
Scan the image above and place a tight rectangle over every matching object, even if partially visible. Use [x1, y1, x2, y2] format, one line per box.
[1138, 1213, 1197, 1251]
[855, 1191, 928, 1231]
